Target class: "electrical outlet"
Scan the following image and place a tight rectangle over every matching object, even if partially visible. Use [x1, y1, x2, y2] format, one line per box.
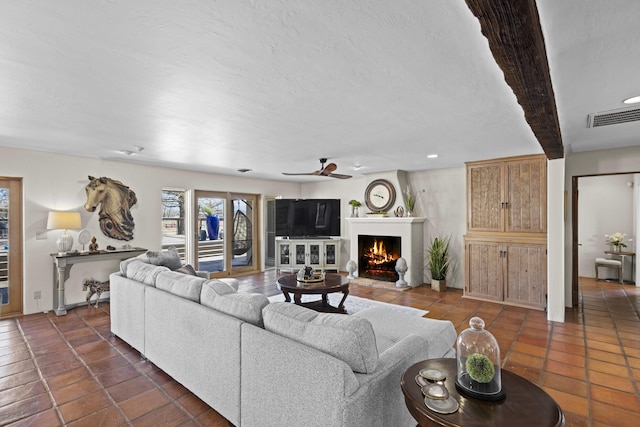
[36, 230, 47, 240]
[33, 291, 41, 300]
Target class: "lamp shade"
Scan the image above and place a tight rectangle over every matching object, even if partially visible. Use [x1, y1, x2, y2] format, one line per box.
[47, 211, 82, 230]
[47, 211, 82, 254]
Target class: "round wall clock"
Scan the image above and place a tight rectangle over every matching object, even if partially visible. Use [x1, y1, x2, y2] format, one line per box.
[364, 179, 396, 212]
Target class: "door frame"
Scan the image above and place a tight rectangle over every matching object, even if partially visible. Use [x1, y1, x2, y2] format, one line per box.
[571, 171, 639, 307]
[0, 177, 23, 318]
[193, 190, 260, 278]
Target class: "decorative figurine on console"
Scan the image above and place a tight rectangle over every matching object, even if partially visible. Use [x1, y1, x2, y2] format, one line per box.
[89, 236, 99, 253]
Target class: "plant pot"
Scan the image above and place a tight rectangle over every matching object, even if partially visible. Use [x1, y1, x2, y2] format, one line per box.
[431, 279, 446, 292]
[206, 214, 220, 240]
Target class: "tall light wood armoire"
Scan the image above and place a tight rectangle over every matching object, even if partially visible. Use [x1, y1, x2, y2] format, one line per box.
[464, 154, 548, 310]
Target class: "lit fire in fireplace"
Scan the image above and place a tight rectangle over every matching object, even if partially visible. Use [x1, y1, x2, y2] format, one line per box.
[364, 239, 397, 266]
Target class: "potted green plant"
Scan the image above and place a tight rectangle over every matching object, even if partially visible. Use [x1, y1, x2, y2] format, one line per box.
[427, 236, 450, 291]
[348, 199, 362, 217]
[403, 186, 425, 216]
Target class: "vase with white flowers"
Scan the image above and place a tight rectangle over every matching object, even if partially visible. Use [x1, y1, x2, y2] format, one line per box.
[605, 232, 632, 252]
[404, 186, 425, 217]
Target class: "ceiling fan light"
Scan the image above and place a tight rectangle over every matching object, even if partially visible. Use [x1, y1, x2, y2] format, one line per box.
[622, 95, 640, 104]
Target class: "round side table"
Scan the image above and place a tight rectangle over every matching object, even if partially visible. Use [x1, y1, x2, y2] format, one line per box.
[401, 358, 565, 427]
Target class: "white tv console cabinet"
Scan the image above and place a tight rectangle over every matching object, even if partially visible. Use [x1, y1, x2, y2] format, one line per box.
[275, 237, 340, 273]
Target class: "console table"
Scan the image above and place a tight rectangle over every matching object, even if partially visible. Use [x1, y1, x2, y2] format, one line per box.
[604, 250, 636, 284]
[51, 248, 146, 315]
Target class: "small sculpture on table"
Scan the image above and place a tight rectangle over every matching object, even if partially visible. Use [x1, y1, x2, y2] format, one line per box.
[89, 236, 99, 253]
[297, 266, 314, 281]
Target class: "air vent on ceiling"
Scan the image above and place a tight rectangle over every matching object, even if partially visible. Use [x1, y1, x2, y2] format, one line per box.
[587, 106, 640, 128]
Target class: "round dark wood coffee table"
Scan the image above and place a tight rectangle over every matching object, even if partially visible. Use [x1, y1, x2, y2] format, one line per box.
[401, 358, 565, 427]
[276, 273, 350, 313]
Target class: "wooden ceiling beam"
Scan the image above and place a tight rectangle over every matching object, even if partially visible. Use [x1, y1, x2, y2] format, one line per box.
[465, 0, 564, 159]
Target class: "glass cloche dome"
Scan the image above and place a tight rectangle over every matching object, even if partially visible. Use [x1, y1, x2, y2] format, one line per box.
[455, 317, 505, 400]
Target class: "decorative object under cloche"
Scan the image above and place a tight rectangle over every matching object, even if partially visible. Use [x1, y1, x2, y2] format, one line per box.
[455, 316, 505, 400]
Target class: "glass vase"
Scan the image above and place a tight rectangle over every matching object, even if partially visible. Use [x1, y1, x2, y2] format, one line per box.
[455, 317, 504, 400]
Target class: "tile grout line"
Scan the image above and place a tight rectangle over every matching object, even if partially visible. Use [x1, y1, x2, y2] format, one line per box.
[607, 285, 640, 399]
[579, 288, 594, 427]
[14, 315, 65, 426]
[42, 309, 134, 426]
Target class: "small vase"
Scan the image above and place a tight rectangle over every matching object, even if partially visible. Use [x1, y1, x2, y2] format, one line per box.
[406, 210, 414, 217]
[614, 245, 622, 252]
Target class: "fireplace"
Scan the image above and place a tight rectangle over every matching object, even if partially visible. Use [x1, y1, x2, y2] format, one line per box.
[358, 235, 401, 282]
[347, 217, 424, 287]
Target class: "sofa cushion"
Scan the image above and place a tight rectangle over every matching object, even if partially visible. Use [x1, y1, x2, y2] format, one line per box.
[119, 253, 150, 276]
[263, 302, 379, 373]
[145, 247, 183, 270]
[200, 280, 269, 327]
[354, 307, 457, 359]
[122, 260, 169, 286]
[156, 271, 206, 302]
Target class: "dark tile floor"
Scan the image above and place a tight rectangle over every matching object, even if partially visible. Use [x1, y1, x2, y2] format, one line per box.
[1, 271, 639, 426]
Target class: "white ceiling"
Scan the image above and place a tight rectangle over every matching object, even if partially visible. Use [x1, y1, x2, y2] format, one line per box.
[1, 0, 638, 182]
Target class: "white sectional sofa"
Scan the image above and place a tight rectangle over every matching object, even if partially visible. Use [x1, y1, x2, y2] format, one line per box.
[110, 258, 457, 427]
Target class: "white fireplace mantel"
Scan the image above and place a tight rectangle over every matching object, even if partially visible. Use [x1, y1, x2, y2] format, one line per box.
[346, 217, 425, 287]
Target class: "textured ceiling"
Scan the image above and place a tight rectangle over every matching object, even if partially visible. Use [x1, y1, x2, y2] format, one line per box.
[0, 0, 638, 181]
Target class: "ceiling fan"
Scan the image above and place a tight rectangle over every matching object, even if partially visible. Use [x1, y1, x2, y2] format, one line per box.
[282, 158, 352, 179]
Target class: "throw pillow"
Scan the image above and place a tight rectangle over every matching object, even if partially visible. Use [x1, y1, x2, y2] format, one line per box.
[176, 264, 197, 276]
[146, 247, 183, 271]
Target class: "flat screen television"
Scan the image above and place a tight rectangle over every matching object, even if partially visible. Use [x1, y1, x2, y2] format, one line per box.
[275, 199, 341, 238]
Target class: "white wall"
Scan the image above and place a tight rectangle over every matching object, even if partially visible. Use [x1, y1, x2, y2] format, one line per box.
[578, 174, 635, 278]
[547, 159, 565, 322]
[1, 146, 300, 315]
[564, 146, 640, 306]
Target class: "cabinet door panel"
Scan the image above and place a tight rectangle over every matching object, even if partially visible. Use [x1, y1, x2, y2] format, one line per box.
[466, 241, 502, 300]
[506, 159, 546, 233]
[324, 242, 338, 269]
[293, 243, 307, 267]
[504, 244, 546, 308]
[308, 243, 322, 267]
[276, 242, 291, 268]
[467, 163, 504, 232]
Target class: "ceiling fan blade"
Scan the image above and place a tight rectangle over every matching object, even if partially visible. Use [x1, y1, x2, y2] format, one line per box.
[320, 163, 338, 175]
[283, 158, 350, 178]
[328, 173, 352, 179]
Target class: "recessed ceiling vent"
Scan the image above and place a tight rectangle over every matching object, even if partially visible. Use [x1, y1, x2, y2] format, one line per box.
[587, 106, 640, 128]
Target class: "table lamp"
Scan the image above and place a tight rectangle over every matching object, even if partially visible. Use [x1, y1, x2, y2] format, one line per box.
[47, 211, 82, 255]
